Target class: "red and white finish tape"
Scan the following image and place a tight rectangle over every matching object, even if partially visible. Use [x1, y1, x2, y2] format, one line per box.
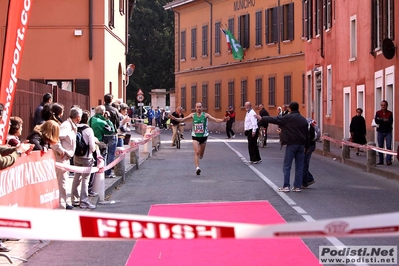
[0, 207, 398, 241]
[321, 135, 397, 156]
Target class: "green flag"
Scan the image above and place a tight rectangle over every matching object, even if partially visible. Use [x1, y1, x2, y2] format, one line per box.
[221, 29, 244, 60]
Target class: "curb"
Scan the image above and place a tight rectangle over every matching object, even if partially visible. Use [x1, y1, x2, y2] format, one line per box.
[314, 148, 399, 181]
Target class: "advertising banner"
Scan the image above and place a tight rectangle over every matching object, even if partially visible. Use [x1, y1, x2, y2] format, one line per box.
[0, 0, 33, 144]
[0, 150, 59, 209]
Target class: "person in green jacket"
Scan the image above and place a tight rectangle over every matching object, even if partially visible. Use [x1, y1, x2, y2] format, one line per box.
[89, 105, 115, 142]
[169, 102, 229, 175]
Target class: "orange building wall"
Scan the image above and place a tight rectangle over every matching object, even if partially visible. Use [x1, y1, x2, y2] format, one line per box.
[0, 1, 127, 109]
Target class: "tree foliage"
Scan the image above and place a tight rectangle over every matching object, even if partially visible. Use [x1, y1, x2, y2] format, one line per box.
[126, 0, 174, 105]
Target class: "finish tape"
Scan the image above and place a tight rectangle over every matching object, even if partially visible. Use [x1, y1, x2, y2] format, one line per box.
[321, 135, 397, 155]
[0, 206, 398, 241]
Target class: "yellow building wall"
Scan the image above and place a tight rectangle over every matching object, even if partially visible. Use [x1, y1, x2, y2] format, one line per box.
[171, 0, 305, 126]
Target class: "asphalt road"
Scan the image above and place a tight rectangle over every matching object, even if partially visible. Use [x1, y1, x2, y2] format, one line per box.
[24, 130, 399, 266]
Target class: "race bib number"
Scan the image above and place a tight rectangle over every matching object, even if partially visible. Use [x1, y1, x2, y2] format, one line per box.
[194, 123, 204, 133]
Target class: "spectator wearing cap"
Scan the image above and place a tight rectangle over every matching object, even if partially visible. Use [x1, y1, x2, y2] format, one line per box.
[34, 92, 52, 126]
[256, 102, 309, 192]
[225, 106, 236, 139]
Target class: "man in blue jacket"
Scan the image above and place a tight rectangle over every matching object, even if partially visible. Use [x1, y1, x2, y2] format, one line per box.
[147, 106, 155, 126]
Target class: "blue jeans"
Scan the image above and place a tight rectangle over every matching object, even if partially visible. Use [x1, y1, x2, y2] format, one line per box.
[103, 135, 117, 176]
[377, 132, 392, 163]
[117, 137, 124, 147]
[302, 144, 315, 187]
[283, 144, 305, 188]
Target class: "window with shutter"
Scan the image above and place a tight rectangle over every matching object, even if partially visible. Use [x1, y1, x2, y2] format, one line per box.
[181, 31, 186, 60]
[75, 79, 90, 96]
[109, 0, 115, 29]
[191, 28, 197, 59]
[181, 87, 186, 111]
[119, 0, 124, 15]
[281, 3, 294, 41]
[302, 1, 308, 38]
[238, 14, 250, 49]
[191, 84, 197, 110]
[214, 82, 221, 109]
[324, 0, 332, 30]
[215, 22, 221, 54]
[315, 0, 321, 35]
[228, 81, 234, 108]
[265, 9, 270, 44]
[288, 3, 294, 40]
[272, 8, 278, 43]
[268, 77, 276, 106]
[244, 14, 250, 49]
[371, 0, 394, 51]
[255, 78, 262, 106]
[284, 75, 292, 105]
[202, 84, 208, 110]
[228, 18, 234, 35]
[202, 25, 208, 57]
[308, 0, 313, 39]
[240, 80, 247, 108]
[255, 11, 262, 46]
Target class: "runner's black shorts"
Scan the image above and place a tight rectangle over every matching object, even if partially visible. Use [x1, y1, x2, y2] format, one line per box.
[192, 136, 208, 144]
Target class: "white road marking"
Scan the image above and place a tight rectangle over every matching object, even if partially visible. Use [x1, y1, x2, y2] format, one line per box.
[222, 140, 368, 266]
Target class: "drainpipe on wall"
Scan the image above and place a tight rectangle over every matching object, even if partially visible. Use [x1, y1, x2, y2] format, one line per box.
[125, 0, 129, 56]
[320, 0, 324, 58]
[277, 0, 280, 55]
[171, 8, 181, 72]
[89, 0, 93, 60]
[204, 0, 213, 66]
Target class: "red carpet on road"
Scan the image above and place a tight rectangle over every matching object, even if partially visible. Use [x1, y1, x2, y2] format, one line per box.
[126, 201, 319, 266]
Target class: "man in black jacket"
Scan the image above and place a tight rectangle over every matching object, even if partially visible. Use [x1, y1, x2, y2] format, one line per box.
[257, 102, 309, 192]
[258, 104, 269, 146]
[103, 93, 119, 178]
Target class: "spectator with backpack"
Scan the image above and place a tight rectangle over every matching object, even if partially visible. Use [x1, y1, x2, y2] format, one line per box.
[71, 110, 97, 209]
[302, 118, 319, 188]
[256, 102, 309, 192]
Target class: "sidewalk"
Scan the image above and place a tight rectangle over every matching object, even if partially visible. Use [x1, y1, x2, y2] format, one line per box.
[313, 139, 399, 181]
[0, 130, 153, 265]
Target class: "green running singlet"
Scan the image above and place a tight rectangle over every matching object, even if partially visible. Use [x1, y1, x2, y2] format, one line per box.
[191, 112, 209, 137]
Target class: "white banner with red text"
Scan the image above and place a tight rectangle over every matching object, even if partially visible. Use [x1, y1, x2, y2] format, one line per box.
[0, 206, 399, 240]
[0, 150, 58, 208]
